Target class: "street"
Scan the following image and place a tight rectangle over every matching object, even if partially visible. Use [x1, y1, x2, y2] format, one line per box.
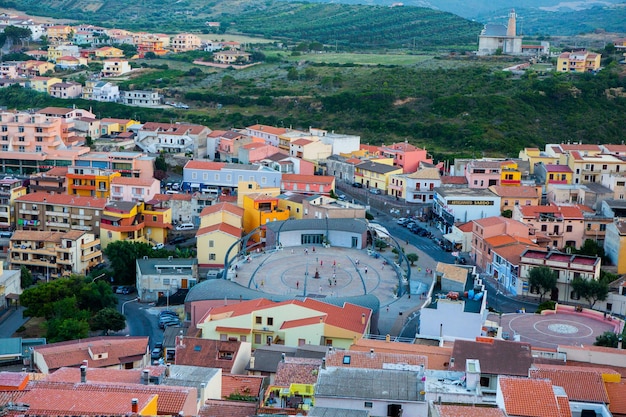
[117, 294, 162, 348]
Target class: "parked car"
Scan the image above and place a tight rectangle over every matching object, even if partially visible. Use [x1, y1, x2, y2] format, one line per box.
[369, 188, 382, 195]
[159, 317, 180, 329]
[175, 223, 194, 231]
[115, 286, 127, 294]
[171, 183, 180, 190]
[396, 218, 408, 225]
[151, 347, 162, 360]
[159, 310, 178, 319]
[152, 243, 164, 250]
[169, 236, 187, 245]
[351, 182, 363, 188]
[337, 194, 346, 201]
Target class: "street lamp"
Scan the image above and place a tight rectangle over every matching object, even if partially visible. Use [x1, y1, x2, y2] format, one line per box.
[121, 297, 139, 315]
[92, 273, 106, 283]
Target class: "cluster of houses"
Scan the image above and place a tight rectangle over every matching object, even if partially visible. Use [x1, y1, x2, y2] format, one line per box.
[0, 13, 252, 106]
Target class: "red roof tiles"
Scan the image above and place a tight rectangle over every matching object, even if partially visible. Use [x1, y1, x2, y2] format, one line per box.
[221, 374, 264, 399]
[499, 377, 563, 417]
[529, 364, 610, 403]
[274, 358, 322, 386]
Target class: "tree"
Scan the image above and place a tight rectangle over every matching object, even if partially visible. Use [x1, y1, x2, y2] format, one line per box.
[20, 266, 33, 289]
[46, 317, 90, 343]
[155, 152, 167, 172]
[406, 253, 419, 266]
[91, 307, 126, 335]
[104, 241, 153, 284]
[287, 67, 299, 81]
[501, 209, 512, 218]
[594, 331, 621, 348]
[571, 277, 609, 309]
[574, 239, 605, 259]
[144, 51, 157, 59]
[527, 266, 557, 302]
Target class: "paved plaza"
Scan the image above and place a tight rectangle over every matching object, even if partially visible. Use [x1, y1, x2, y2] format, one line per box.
[493, 312, 617, 349]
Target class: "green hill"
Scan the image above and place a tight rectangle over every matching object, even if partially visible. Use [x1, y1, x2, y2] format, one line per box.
[0, 0, 482, 48]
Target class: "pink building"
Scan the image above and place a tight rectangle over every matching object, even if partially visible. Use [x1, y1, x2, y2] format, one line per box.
[217, 130, 262, 162]
[239, 142, 286, 164]
[512, 204, 587, 250]
[379, 142, 433, 174]
[110, 177, 161, 202]
[49, 81, 82, 99]
[470, 216, 534, 271]
[281, 174, 335, 195]
[465, 160, 501, 188]
[245, 124, 287, 147]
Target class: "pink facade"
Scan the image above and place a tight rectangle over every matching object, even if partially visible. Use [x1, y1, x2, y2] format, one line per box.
[465, 160, 501, 189]
[513, 204, 586, 250]
[281, 174, 335, 195]
[471, 216, 533, 270]
[379, 142, 433, 174]
[110, 177, 161, 202]
[49, 81, 82, 99]
[243, 143, 285, 163]
[0, 112, 69, 153]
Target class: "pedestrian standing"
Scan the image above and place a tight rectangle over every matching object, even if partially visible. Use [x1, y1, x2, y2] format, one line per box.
[334, 278, 337, 286]
[355, 259, 359, 266]
[320, 260, 323, 267]
[296, 281, 299, 289]
[364, 266, 368, 274]
[328, 278, 332, 287]
[305, 248, 308, 255]
[319, 285, 323, 293]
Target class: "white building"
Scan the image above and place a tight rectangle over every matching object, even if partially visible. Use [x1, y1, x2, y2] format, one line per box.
[477, 9, 522, 56]
[120, 90, 162, 107]
[136, 257, 197, 303]
[433, 187, 501, 234]
[92, 81, 120, 102]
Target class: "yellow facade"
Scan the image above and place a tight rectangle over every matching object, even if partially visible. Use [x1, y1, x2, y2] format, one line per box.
[557, 51, 602, 73]
[355, 164, 402, 193]
[100, 202, 170, 248]
[242, 194, 289, 242]
[518, 148, 559, 174]
[143, 205, 172, 245]
[277, 197, 304, 220]
[500, 161, 522, 186]
[197, 230, 239, 267]
[67, 171, 121, 198]
[237, 181, 281, 208]
[29, 77, 62, 94]
[95, 47, 124, 58]
[47, 26, 73, 42]
[544, 168, 573, 185]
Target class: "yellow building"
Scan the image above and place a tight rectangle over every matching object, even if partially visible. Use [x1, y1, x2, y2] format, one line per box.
[66, 166, 121, 198]
[277, 194, 306, 219]
[100, 118, 139, 135]
[46, 25, 73, 43]
[518, 148, 559, 174]
[500, 161, 522, 186]
[557, 50, 602, 73]
[354, 160, 402, 192]
[197, 298, 371, 349]
[488, 185, 541, 212]
[99, 200, 171, 248]
[95, 46, 124, 59]
[0, 178, 27, 230]
[243, 193, 289, 243]
[28, 76, 62, 94]
[196, 202, 244, 268]
[237, 181, 281, 207]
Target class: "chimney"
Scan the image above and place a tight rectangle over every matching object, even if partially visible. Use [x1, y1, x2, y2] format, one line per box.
[80, 365, 86, 383]
[322, 358, 326, 369]
[370, 349, 374, 358]
[198, 382, 206, 402]
[142, 369, 150, 385]
[361, 313, 365, 325]
[82, 360, 88, 367]
[281, 352, 285, 362]
[385, 334, 391, 342]
[249, 356, 255, 369]
[166, 363, 171, 377]
[131, 398, 138, 414]
[619, 336, 623, 350]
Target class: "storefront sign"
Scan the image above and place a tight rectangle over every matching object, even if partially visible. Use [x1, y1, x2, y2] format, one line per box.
[447, 200, 494, 206]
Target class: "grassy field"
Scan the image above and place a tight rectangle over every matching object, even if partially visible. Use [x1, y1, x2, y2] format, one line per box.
[269, 52, 436, 66]
[197, 34, 277, 44]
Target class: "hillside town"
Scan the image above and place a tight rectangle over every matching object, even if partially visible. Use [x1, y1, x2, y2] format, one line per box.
[0, 8, 625, 417]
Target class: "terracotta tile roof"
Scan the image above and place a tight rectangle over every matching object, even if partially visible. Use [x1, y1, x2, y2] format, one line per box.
[606, 381, 626, 414]
[449, 339, 532, 376]
[0, 372, 28, 389]
[292, 138, 314, 146]
[440, 176, 468, 185]
[559, 144, 601, 152]
[485, 235, 535, 248]
[345, 157, 362, 165]
[247, 124, 287, 136]
[32, 336, 148, 372]
[325, 349, 427, 369]
[11, 230, 86, 244]
[16, 192, 107, 208]
[221, 374, 264, 399]
[280, 315, 325, 329]
[0, 390, 25, 406]
[490, 185, 539, 198]
[556, 396, 573, 417]
[274, 358, 322, 386]
[39, 166, 68, 176]
[196, 223, 241, 238]
[473, 216, 507, 227]
[544, 164, 573, 173]
[281, 174, 335, 185]
[349, 339, 452, 371]
[199, 399, 258, 417]
[184, 160, 227, 170]
[530, 365, 609, 403]
[360, 144, 380, 154]
[174, 337, 242, 372]
[46, 367, 147, 384]
[456, 222, 474, 233]
[518, 204, 584, 219]
[493, 243, 538, 265]
[215, 326, 251, 334]
[499, 376, 562, 417]
[141, 121, 208, 135]
[433, 404, 505, 417]
[200, 203, 245, 219]
[603, 144, 626, 153]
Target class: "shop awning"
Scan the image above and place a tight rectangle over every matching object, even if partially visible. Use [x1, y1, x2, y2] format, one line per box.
[443, 232, 461, 244]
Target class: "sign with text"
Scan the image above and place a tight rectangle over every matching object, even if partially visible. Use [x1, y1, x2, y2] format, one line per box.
[447, 200, 494, 206]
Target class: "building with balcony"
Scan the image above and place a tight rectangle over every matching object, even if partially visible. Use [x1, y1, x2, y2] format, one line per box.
[49, 81, 83, 99]
[74, 151, 155, 180]
[566, 153, 626, 185]
[16, 193, 106, 237]
[534, 163, 573, 186]
[389, 167, 441, 203]
[213, 50, 250, 64]
[136, 257, 197, 303]
[0, 260, 21, 308]
[8, 230, 102, 278]
[557, 50, 601, 73]
[170, 33, 202, 53]
[120, 90, 162, 107]
[512, 204, 586, 250]
[67, 166, 121, 198]
[0, 177, 26, 231]
[354, 161, 402, 193]
[488, 185, 541, 213]
[110, 176, 160, 202]
[101, 59, 132, 77]
[243, 193, 290, 243]
[27, 76, 62, 94]
[518, 249, 601, 302]
[245, 124, 288, 148]
[136, 122, 210, 158]
[465, 160, 502, 189]
[379, 142, 433, 174]
[216, 130, 262, 162]
[45, 25, 73, 43]
[281, 174, 335, 196]
[88, 81, 120, 102]
[100, 200, 172, 248]
[433, 188, 501, 234]
[29, 167, 68, 194]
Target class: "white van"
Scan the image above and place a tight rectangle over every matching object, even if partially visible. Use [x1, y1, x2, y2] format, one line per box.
[176, 223, 195, 231]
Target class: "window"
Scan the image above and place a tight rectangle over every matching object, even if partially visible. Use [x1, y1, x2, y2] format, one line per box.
[220, 334, 227, 341]
[480, 376, 490, 387]
[240, 335, 247, 342]
[35, 146, 42, 152]
[255, 316, 262, 324]
[218, 351, 233, 360]
[600, 224, 607, 231]
[298, 338, 306, 346]
[342, 355, 351, 364]
[209, 253, 216, 260]
[541, 225, 547, 232]
[267, 317, 274, 326]
[566, 225, 573, 232]
[364, 402, 373, 408]
[209, 240, 214, 247]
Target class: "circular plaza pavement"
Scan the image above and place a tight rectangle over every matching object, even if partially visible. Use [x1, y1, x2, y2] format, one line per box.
[494, 312, 617, 349]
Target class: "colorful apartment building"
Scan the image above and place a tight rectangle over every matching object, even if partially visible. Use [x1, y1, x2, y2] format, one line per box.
[196, 298, 371, 349]
[46, 25, 73, 42]
[196, 202, 244, 269]
[354, 161, 403, 193]
[110, 177, 160, 202]
[27, 76, 62, 94]
[49, 81, 83, 98]
[512, 204, 586, 249]
[488, 185, 541, 212]
[389, 167, 441, 202]
[289, 137, 332, 162]
[518, 147, 559, 174]
[500, 160, 522, 186]
[100, 200, 171, 248]
[16, 193, 107, 237]
[465, 160, 502, 188]
[8, 230, 102, 278]
[29, 167, 68, 194]
[242, 193, 290, 242]
[94, 46, 124, 59]
[74, 151, 155, 180]
[534, 163, 573, 185]
[170, 33, 202, 52]
[557, 50, 602, 73]
[565, 153, 626, 185]
[66, 166, 121, 198]
[182, 160, 281, 195]
[281, 174, 335, 196]
[216, 130, 262, 162]
[245, 124, 288, 147]
[379, 142, 433, 174]
[0, 178, 26, 231]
